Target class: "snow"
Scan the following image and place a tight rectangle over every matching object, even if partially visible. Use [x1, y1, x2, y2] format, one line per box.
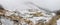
[57, 19, 60, 25]
[18, 8, 54, 24]
[0, 0, 60, 25]
[1, 8, 55, 25]
[1, 18, 14, 25]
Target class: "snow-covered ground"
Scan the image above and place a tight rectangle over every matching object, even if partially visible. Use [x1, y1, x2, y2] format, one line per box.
[0, 10, 55, 25]
[57, 19, 60, 25]
[1, 18, 14, 25]
[0, 0, 60, 25]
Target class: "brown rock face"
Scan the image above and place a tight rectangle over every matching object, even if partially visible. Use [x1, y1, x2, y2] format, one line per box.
[0, 5, 5, 10]
[0, 5, 6, 16]
[55, 10, 60, 15]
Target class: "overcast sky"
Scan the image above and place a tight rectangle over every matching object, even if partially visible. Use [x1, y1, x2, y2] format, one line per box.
[0, 0, 60, 11]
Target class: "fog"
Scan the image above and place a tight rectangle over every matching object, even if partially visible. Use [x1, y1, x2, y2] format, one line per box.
[0, 0, 60, 11]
